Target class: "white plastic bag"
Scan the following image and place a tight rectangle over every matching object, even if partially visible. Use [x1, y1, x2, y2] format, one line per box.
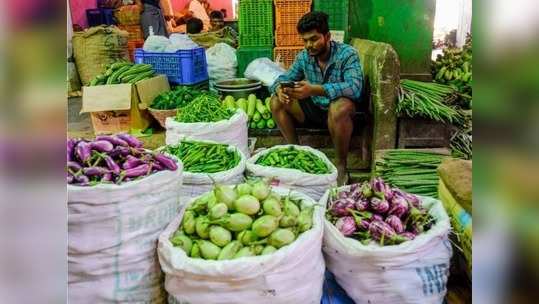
[246, 145, 337, 201]
[165, 110, 250, 157]
[143, 34, 171, 52]
[158, 187, 325, 304]
[244, 58, 286, 87]
[321, 187, 453, 304]
[68, 166, 183, 304]
[167, 34, 200, 51]
[206, 43, 237, 86]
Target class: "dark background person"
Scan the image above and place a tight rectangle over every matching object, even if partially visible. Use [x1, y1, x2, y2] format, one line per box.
[209, 10, 225, 31]
[186, 17, 204, 34]
[269, 12, 364, 185]
[137, 0, 169, 39]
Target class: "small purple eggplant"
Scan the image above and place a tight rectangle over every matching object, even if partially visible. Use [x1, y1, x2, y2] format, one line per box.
[122, 155, 144, 170]
[74, 174, 90, 186]
[124, 164, 151, 178]
[110, 146, 131, 158]
[90, 140, 114, 152]
[96, 135, 129, 147]
[369, 220, 397, 242]
[370, 197, 390, 214]
[67, 138, 79, 161]
[330, 198, 355, 216]
[151, 162, 164, 171]
[388, 195, 410, 218]
[67, 175, 74, 184]
[67, 161, 82, 172]
[399, 232, 416, 241]
[75, 141, 92, 162]
[338, 191, 349, 199]
[154, 153, 178, 171]
[354, 198, 369, 211]
[116, 133, 143, 148]
[358, 218, 371, 230]
[102, 173, 113, 182]
[385, 215, 405, 234]
[83, 166, 109, 177]
[335, 216, 357, 236]
[370, 214, 384, 222]
[103, 155, 121, 175]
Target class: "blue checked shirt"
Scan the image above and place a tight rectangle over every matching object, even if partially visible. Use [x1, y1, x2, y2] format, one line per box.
[270, 41, 364, 109]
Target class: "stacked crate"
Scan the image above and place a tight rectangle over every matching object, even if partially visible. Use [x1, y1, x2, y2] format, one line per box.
[314, 0, 350, 43]
[115, 4, 143, 61]
[236, 0, 274, 77]
[273, 0, 311, 69]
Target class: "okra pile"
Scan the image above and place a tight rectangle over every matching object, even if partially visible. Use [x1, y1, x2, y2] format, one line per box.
[67, 134, 178, 186]
[175, 92, 235, 123]
[255, 147, 330, 174]
[326, 177, 434, 246]
[170, 180, 315, 260]
[164, 141, 240, 173]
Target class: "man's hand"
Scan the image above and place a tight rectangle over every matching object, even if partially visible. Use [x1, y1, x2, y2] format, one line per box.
[288, 81, 313, 100]
[277, 85, 291, 104]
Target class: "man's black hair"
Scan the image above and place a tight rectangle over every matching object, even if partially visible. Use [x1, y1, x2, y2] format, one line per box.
[297, 11, 330, 35]
[187, 17, 204, 34]
[210, 10, 224, 19]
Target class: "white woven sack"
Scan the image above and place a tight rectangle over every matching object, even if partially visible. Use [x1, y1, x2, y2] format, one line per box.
[246, 145, 337, 201]
[68, 162, 183, 304]
[165, 110, 249, 157]
[158, 187, 325, 304]
[321, 186, 453, 304]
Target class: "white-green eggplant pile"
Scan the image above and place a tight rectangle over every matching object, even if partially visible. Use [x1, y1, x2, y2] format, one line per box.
[169, 180, 315, 260]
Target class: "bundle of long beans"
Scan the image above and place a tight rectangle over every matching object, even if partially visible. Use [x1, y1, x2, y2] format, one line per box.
[375, 150, 448, 198]
[398, 79, 464, 125]
[175, 92, 235, 123]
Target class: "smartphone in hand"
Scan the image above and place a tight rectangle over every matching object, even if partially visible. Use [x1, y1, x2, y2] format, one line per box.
[280, 81, 296, 88]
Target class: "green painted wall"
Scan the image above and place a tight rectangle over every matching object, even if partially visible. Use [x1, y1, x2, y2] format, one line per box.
[349, 0, 436, 76]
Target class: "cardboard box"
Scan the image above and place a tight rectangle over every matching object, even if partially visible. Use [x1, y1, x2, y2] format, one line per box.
[81, 75, 170, 134]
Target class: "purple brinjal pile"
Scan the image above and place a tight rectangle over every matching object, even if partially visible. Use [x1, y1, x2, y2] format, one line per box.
[67, 134, 178, 186]
[326, 177, 435, 246]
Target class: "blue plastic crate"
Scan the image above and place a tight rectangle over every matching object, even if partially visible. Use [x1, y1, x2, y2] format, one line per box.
[101, 8, 115, 25]
[134, 48, 209, 85]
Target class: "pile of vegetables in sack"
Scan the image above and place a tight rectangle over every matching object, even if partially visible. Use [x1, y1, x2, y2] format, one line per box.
[165, 91, 249, 157]
[247, 145, 337, 201]
[67, 134, 182, 303]
[87, 60, 156, 86]
[322, 177, 452, 303]
[162, 139, 246, 199]
[67, 133, 178, 185]
[222, 94, 276, 129]
[158, 180, 326, 303]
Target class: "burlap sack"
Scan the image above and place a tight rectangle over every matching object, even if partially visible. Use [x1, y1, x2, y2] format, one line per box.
[72, 25, 129, 85]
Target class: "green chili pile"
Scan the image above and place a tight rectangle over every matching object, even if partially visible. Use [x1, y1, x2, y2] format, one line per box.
[175, 92, 235, 123]
[165, 141, 241, 173]
[256, 147, 330, 175]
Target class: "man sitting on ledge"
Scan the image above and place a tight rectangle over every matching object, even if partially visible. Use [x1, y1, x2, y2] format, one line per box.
[269, 11, 364, 185]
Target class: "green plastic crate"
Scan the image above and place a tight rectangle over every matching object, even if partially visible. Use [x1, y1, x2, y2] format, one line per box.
[239, 0, 274, 46]
[314, 0, 349, 42]
[237, 46, 274, 77]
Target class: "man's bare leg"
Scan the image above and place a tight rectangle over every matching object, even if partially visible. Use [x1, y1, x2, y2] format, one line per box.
[270, 95, 305, 144]
[328, 98, 356, 185]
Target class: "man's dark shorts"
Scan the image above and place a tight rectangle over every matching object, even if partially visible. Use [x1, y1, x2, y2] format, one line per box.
[298, 98, 329, 128]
